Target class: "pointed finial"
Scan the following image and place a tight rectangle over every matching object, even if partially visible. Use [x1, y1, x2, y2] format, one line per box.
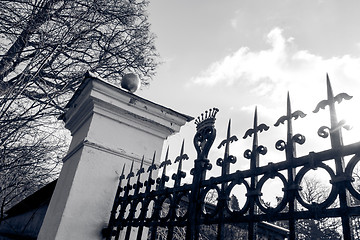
[120, 164, 126, 180]
[227, 119, 231, 138]
[127, 160, 135, 179]
[180, 139, 185, 156]
[326, 73, 334, 100]
[254, 106, 258, 128]
[175, 139, 188, 163]
[287, 92, 291, 115]
[147, 151, 157, 173]
[136, 156, 145, 177]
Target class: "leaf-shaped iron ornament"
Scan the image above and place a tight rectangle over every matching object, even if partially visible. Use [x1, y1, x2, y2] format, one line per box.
[127, 161, 135, 179]
[147, 163, 157, 173]
[274, 110, 307, 127]
[313, 93, 353, 113]
[136, 158, 145, 176]
[147, 152, 158, 173]
[175, 153, 189, 163]
[156, 147, 171, 187]
[216, 120, 238, 168]
[243, 123, 270, 139]
[159, 159, 171, 168]
[218, 135, 238, 149]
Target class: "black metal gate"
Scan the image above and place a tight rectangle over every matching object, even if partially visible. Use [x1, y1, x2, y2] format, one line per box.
[103, 76, 360, 240]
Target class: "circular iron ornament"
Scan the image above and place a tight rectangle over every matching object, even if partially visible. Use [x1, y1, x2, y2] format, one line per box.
[345, 154, 360, 201]
[175, 192, 190, 220]
[317, 126, 330, 138]
[244, 149, 252, 159]
[159, 194, 173, 221]
[295, 163, 337, 210]
[275, 140, 286, 151]
[292, 133, 306, 145]
[257, 145, 267, 155]
[225, 179, 250, 215]
[256, 172, 288, 214]
[200, 186, 221, 218]
[228, 155, 237, 164]
[216, 158, 223, 166]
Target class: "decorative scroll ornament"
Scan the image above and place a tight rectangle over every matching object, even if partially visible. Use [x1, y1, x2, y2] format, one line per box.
[194, 108, 219, 159]
[293, 133, 306, 144]
[172, 141, 189, 183]
[276, 134, 306, 150]
[317, 120, 352, 138]
[216, 156, 237, 166]
[156, 147, 171, 186]
[275, 140, 286, 151]
[274, 92, 307, 153]
[144, 152, 157, 188]
[243, 108, 269, 160]
[244, 145, 268, 159]
[216, 119, 238, 167]
[257, 145, 267, 155]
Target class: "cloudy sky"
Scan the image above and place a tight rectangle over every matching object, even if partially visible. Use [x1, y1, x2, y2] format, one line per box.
[137, 0, 360, 196]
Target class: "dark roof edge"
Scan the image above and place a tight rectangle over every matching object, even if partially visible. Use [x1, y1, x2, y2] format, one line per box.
[5, 180, 57, 217]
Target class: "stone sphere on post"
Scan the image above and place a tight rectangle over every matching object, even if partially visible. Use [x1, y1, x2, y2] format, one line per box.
[121, 73, 140, 93]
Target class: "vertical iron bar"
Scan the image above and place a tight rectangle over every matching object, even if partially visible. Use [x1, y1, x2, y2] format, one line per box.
[187, 108, 218, 240]
[248, 107, 259, 240]
[167, 140, 187, 240]
[105, 164, 126, 240]
[217, 120, 233, 240]
[136, 152, 157, 240]
[150, 147, 171, 240]
[326, 76, 352, 240]
[285, 93, 296, 240]
[125, 157, 145, 239]
[115, 160, 135, 240]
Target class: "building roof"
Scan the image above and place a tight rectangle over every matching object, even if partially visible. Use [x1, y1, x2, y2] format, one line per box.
[5, 180, 57, 218]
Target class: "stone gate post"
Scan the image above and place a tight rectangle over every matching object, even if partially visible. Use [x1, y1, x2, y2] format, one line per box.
[37, 73, 192, 240]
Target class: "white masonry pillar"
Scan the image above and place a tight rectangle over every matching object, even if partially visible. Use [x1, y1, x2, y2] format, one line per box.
[38, 73, 192, 240]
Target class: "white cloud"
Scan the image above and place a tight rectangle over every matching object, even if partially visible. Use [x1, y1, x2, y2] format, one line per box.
[191, 27, 360, 102]
[230, 18, 238, 29]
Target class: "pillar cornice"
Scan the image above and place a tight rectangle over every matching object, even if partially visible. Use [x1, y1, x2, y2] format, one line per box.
[62, 75, 193, 139]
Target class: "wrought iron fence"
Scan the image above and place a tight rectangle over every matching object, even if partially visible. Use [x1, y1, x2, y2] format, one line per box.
[103, 76, 360, 240]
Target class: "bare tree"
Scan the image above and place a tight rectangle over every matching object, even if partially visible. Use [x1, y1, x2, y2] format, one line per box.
[297, 176, 342, 240]
[350, 164, 360, 239]
[0, 0, 159, 216]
